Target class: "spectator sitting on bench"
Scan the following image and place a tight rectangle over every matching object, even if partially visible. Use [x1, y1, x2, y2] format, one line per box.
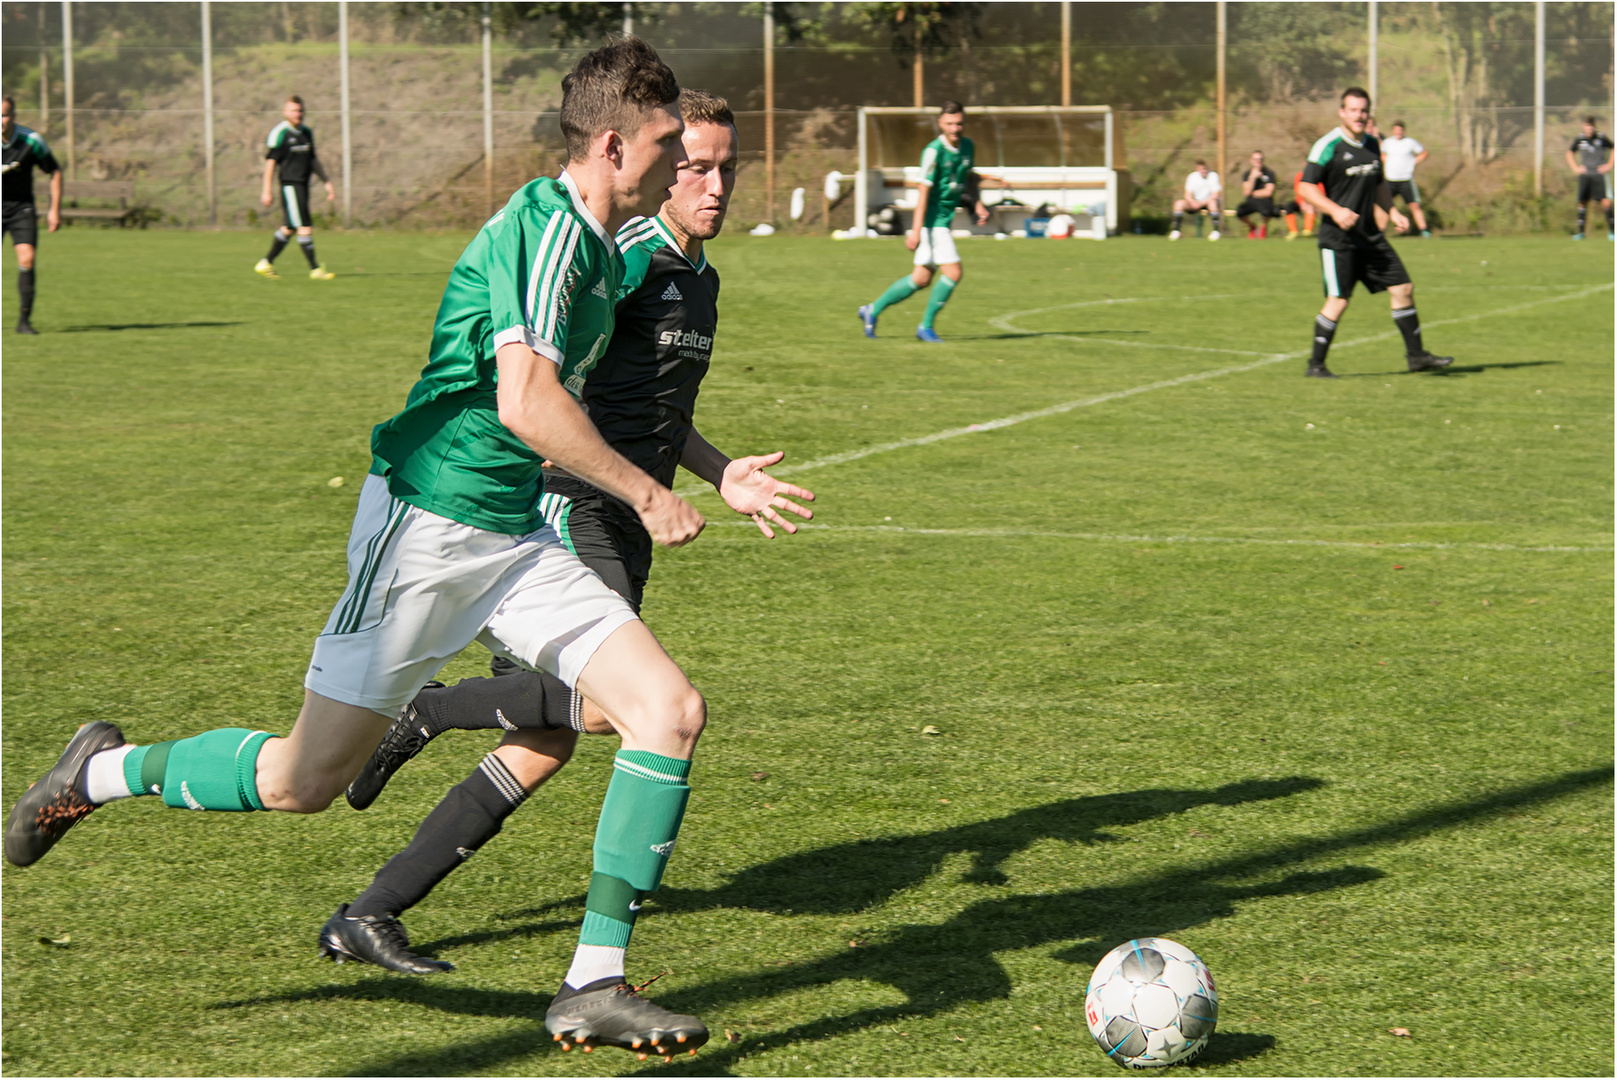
[1236, 150, 1279, 239]
[1170, 159, 1222, 241]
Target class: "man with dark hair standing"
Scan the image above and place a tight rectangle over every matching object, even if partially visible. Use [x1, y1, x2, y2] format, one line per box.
[319, 90, 813, 1023]
[2, 95, 62, 334]
[1566, 116, 1614, 241]
[9, 38, 716, 1058]
[255, 95, 336, 279]
[1297, 87, 1452, 379]
[1235, 150, 1277, 239]
[858, 100, 989, 342]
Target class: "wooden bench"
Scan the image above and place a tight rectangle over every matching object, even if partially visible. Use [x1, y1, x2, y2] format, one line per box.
[61, 181, 139, 226]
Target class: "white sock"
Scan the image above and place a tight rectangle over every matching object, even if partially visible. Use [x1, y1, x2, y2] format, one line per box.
[564, 944, 626, 989]
[82, 745, 137, 804]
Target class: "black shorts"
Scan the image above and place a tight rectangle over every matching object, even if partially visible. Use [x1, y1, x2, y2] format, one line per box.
[278, 182, 313, 229]
[1387, 179, 1422, 205]
[1576, 173, 1612, 204]
[3, 201, 38, 246]
[1320, 236, 1410, 299]
[1236, 197, 1277, 218]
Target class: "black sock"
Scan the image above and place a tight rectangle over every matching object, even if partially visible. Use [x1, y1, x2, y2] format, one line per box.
[1172, 211, 1183, 231]
[1392, 306, 1422, 356]
[298, 236, 319, 268]
[1310, 314, 1337, 367]
[348, 754, 529, 918]
[266, 230, 289, 262]
[413, 670, 580, 733]
[18, 268, 34, 319]
[1605, 205, 1614, 232]
[1578, 205, 1588, 234]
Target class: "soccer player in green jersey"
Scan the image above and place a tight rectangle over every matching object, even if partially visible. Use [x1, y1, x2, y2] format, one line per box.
[7, 39, 720, 1059]
[859, 101, 989, 343]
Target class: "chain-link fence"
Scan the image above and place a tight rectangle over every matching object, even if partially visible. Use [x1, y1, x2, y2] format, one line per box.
[2, 2, 1612, 234]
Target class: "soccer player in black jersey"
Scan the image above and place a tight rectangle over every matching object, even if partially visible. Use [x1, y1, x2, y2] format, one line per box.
[1297, 87, 1452, 379]
[316, 91, 815, 1006]
[2, 96, 62, 334]
[255, 95, 336, 280]
[1565, 117, 1614, 241]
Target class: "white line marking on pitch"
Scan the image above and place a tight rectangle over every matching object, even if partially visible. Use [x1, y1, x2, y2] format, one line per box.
[706, 521, 1612, 554]
[676, 281, 1611, 494]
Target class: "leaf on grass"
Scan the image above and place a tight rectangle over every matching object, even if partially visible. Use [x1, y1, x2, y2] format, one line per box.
[751, 772, 769, 781]
[921, 725, 941, 735]
[327, 477, 344, 488]
[1189, 829, 1212, 837]
[1392, 564, 1404, 570]
[954, 1035, 966, 1042]
[1388, 1027, 1411, 1037]
[725, 1030, 740, 1043]
[38, 934, 71, 947]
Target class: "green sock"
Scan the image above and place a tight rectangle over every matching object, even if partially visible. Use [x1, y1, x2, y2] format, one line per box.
[122, 728, 274, 811]
[921, 275, 957, 330]
[578, 750, 692, 949]
[870, 275, 920, 317]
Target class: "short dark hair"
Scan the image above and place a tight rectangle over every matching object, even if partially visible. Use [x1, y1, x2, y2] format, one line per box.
[1, 95, 13, 112]
[560, 37, 680, 163]
[1341, 86, 1371, 106]
[287, 94, 304, 107]
[1194, 158, 1207, 167]
[939, 100, 965, 117]
[1586, 115, 1599, 125]
[679, 89, 733, 128]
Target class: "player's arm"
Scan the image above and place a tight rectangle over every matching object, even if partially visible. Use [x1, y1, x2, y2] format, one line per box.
[963, 170, 989, 225]
[309, 149, 336, 200]
[1567, 146, 1583, 174]
[46, 167, 62, 232]
[1600, 144, 1613, 175]
[261, 159, 277, 206]
[1415, 147, 1429, 166]
[907, 180, 930, 251]
[1255, 173, 1275, 199]
[680, 429, 815, 539]
[1296, 176, 1355, 230]
[496, 345, 702, 546]
[1374, 178, 1409, 234]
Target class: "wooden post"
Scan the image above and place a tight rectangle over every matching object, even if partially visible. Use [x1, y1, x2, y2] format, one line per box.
[61, 0, 74, 179]
[339, 0, 352, 227]
[1215, 0, 1225, 183]
[622, 2, 632, 37]
[764, 6, 775, 221]
[1533, 0, 1544, 197]
[202, 1, 215, 225]
[39, 4, 49, 133]
[913, 22, 924, 108]
[482, 1, 495, 216]
[1060, 1, 1071, 108]
[1367, 0, 1377, 110]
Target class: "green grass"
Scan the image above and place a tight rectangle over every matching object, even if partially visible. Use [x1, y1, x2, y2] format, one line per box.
[2, 228, 1611, 1077]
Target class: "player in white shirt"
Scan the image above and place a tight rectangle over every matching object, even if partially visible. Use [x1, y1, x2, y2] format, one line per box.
[1379, 122, 1430, 237]
[1170, 160, 1223, 240]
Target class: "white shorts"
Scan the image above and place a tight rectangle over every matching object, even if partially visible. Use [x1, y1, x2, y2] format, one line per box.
[913, 225, 961, 267]
[305, 474, 639, 713]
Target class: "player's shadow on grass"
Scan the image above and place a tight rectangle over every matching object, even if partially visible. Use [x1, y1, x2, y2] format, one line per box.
[217, 765, 1610, 1076]
[1344, 359, 1561, 378]
[953, 328, 1151, 341]
[58, 320, 246, 332]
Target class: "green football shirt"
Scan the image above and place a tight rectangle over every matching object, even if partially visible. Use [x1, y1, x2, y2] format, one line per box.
[919, 135, 975, 227]
[370, 171, 623, 535]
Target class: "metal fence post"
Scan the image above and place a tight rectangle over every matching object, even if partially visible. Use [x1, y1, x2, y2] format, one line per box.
[1215, 1, 1225, 182]
[1534, 0, 1544, 198]
[1060, 1, 1071, 108]
[202, 0, 215, 225]
[340, 0, 352, 227]
[61, 0, 74, 179]
[1368, 0, 1377, 111]
[765, 6, 775, 221]
[482, 1, 494, 216]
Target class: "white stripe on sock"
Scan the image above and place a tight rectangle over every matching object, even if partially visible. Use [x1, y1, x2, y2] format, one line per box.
[564, 944, 626, 990]
[83, 745, 136, 804]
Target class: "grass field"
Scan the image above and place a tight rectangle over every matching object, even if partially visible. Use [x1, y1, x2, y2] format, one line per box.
[2, 228, 1612, 1077]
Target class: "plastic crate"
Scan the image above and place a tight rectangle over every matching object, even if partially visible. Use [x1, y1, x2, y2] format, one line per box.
[1024, 217, 1051, 238]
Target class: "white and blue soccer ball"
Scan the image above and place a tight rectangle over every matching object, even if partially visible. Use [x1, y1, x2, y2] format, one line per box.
[1084, 937, 1218, 1068]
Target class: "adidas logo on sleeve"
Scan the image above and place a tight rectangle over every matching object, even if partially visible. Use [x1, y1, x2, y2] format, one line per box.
[660, 282, 683, 301]
[591, 278, 609, 298]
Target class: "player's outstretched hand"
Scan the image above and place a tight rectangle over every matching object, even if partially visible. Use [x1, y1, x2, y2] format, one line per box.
[640, 487, 705, 548]
[719, 452, 816, 539]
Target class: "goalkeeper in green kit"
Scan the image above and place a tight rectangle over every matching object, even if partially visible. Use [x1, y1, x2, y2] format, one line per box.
[859, 101, 989, 343]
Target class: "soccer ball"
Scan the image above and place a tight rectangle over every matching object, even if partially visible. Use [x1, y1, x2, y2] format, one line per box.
[1084, 937, 1218, 1068]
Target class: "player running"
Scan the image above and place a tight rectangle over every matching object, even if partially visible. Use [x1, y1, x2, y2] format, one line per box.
[255, 95, 336, 280]
[857, 100, 989, 343]
[1566, 117, 1614, 241]
[318, 91, 814, 1001]
[7, 39, 722, 1061]
[2, 95, 63, 335]
[1169, 160, 1223, 240]
[1297, 87, 1453, 379]
[1379, 121, 1430, 237]
[1282, 170, 1317, 240]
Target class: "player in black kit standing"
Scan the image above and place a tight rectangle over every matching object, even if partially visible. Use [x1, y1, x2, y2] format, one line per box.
[315, 92, 815, 1005]
[255, 94, 336, 280]
[1297, 87, 1453, 379]
[1565, 117, 1614, 241]
[2, 96, 63, 334]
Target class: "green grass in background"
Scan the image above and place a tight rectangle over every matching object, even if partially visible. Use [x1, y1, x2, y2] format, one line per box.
[2, 229, 1611, 1076]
